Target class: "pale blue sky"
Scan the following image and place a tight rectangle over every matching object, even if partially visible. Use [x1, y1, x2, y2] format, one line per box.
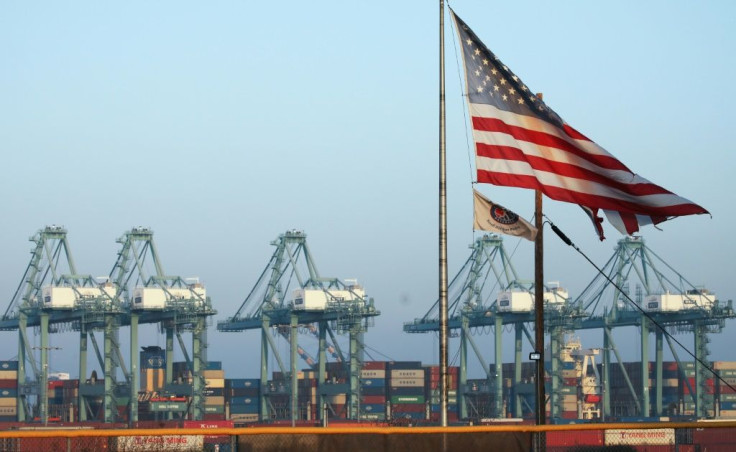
[1, 1, 734, 378]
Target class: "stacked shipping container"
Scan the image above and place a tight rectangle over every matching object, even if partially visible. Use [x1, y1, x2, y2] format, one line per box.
[388, 361, 424, 421]
[361, 361, 386, 421]
[226, 378, 260, 423]
[0, 361, 17, 421]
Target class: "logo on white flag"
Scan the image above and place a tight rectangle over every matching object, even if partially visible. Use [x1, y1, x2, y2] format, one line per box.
[473, 189, 537, 241]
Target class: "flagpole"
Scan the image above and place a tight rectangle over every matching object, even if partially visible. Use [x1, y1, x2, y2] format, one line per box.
[534, 93, 546, 447]
[438, 0, 449, 428]
[534, 190, 546, 421]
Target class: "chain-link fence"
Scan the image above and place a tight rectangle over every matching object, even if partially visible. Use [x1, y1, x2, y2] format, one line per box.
[0, 422, 733, 451]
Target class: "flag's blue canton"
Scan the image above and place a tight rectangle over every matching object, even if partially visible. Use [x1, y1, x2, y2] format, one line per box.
[454, 13, 564, 129]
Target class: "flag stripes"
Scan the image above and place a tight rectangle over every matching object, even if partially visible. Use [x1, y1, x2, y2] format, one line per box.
[452, 9, 708, 238]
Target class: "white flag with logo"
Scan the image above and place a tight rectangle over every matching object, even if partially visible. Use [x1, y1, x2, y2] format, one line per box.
[473, 189, 537, 241]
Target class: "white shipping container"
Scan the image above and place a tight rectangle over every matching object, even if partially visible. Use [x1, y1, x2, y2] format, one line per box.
[132, 285, 206, 310]
[292, 286, 366, 311]
[390, 378, 424, 388]
[110, 435, 203, 451]
[497, 290, 533, 312]
[43, 284, 117, 308]
[714, 361, 736, 370]
[543, 287, 569, 309]
[645, 290, 716, 312]
[133, 288, 167, 309]
[390, 369, 424, 379]
[361, 370, 386, 379]
[605, 428, 674, 446]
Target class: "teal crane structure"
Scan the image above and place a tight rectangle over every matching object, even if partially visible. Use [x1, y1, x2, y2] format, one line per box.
[571, 236, 735, 419]
[217, 230, 379, 423]
[403, 234, 585, 420]
[108, 227, 216, 422]
[0, 226, 216, 424]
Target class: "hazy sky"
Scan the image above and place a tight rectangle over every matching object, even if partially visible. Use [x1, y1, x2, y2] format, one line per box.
[1, 1, 734, 379]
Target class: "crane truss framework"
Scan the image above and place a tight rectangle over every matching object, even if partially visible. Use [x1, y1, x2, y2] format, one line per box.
[403, 234, 734, 421]
[1, 226, 216, 424]
[217, 230, 379, 423]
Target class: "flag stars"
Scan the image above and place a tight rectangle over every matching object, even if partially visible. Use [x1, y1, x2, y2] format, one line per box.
[493, 85, 500, 92]
[491, 68, 498, 75]
[502, 94, 508, 101]
[475, 69, 481, 76]
[466, 39, 473, 46]
[517, 97, 524, 105]
[500, 79, 507, 85]
[509, 88, 516, 95]
[476, 86, 484, 93]
[474, 48, 481, 56]
[482, 58, 489, 66]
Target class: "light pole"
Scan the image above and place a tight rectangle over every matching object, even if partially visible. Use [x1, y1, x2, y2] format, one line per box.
[32, 346, 61, 425]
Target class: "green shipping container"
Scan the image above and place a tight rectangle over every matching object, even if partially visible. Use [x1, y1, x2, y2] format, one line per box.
[391, 395, 425, 404]
[150, 401, 188, 412]
[204, 405, 225, 414]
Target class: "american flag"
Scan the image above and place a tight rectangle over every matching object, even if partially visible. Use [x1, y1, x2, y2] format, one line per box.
[451, 10, 708, 240]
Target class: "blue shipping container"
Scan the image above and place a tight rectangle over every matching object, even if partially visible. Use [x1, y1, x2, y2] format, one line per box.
[392, 411, 425, 420]
[229, 396, 259, 406]
[230, 403, 259, 414]
[361, 378, 385, 388]
[720, 401, 736, 410]
[227, 378, 261, 389]
[0, 388, 17, 398]
[361, 386, 386, 396]
[361, 404, 385, 414]
[0, 361, 18, 371]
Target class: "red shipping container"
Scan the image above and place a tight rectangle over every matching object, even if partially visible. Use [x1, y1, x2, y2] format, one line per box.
[362, 395, 386, 404]
[363, 361, 387, 370]
[391, 404, 424, 413]
[693, 426, 736, 449]
[0, 380, 17, 389]
[547, 429, 604, 447]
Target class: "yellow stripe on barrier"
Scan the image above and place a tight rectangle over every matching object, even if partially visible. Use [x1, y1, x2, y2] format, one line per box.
[0, 421, 733, 438]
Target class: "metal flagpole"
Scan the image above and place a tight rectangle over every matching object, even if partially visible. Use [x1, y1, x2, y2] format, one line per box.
[438, 0, 449, 428]
[534, 93, 546, 450]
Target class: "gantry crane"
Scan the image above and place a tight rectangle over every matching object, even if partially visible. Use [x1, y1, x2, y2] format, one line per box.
[108, 227, 216, 422]
[403, 234, 584, 420]
[573, 236, 735, 419]
[217, 230, 379, 423]
[0, 226, 216, 424]
[0, 226, 126, 423]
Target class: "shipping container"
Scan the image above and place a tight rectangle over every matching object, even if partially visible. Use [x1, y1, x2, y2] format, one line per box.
[390, 395, 425, 404]
[390, 369, 424, 379]
[0, 361, 18, 371]
[363, 361, 387, 370]
[361, 395, 386, 405]
[360, 369, 386, 379]
[110, 435, 203, 451]
[229, 403, 259, 414]
[231, 413, 260, 422]
[361, 378, 385, 388]
[387, 361, 422, 370]
[226, 378, 260, 389]
[390, 378, 424, 388]
[229, 396, 259, 406]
